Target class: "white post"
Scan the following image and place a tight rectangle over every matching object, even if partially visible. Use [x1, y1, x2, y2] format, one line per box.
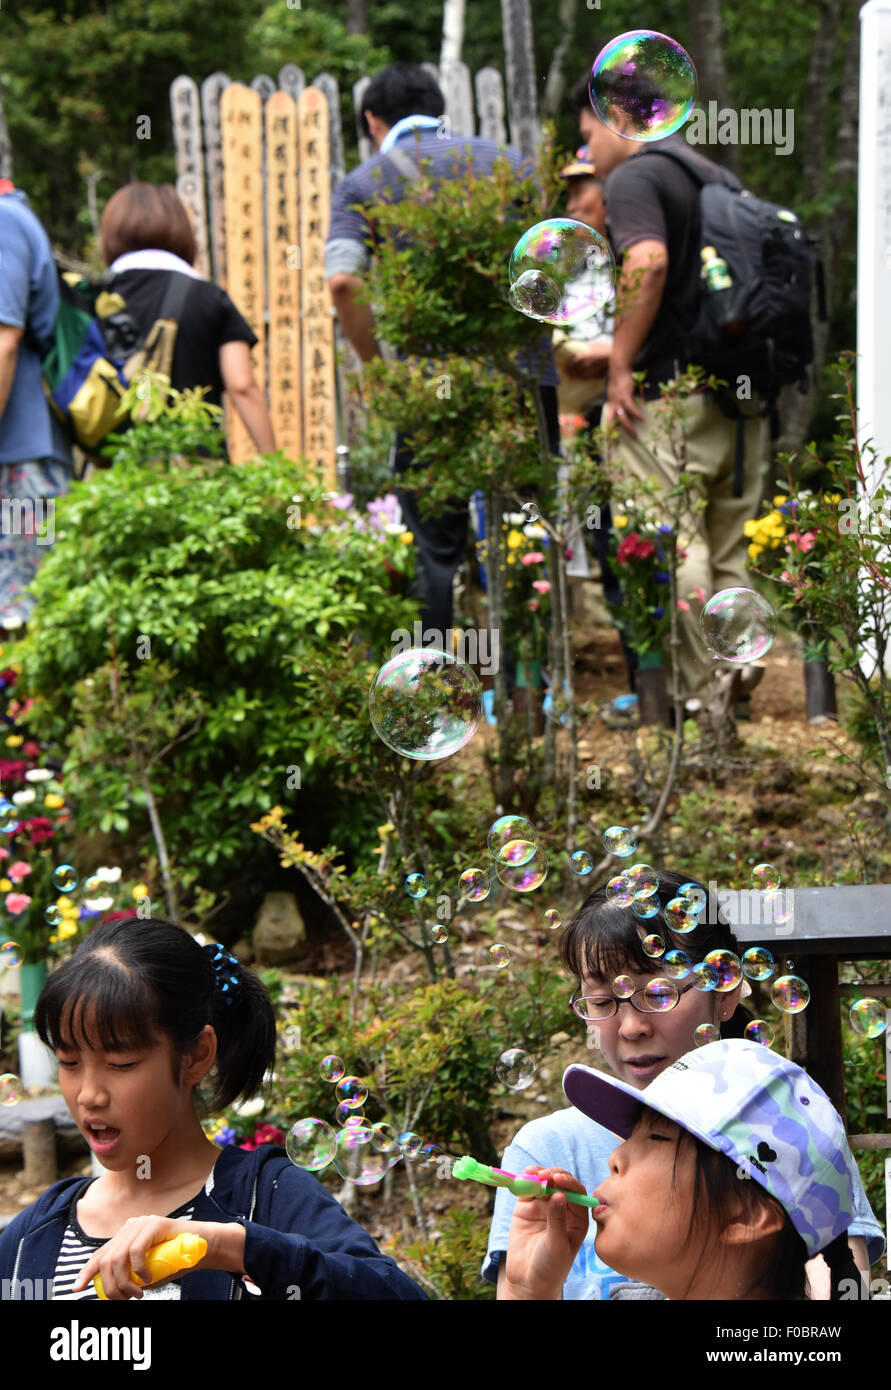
[440, 0, 466, 71]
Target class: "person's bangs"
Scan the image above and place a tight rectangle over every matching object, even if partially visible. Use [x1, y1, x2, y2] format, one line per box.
[563, 904, 663, 981]
[36, 956, 158, 1054]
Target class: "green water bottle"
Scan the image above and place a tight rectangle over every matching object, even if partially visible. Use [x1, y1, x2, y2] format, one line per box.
[700, 246, 744, 333]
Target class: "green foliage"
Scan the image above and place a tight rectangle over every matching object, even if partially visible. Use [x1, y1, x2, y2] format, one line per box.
[401, 1206, 496, 1301]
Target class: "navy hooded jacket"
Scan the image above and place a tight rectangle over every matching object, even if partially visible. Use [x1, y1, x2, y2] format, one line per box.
[0, 1143, 427, 1300]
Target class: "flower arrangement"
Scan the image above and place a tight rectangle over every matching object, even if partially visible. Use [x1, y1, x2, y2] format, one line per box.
[608, 515, 690, 656]
[745, 492, 840, 605]
[501, 512, 552, 677]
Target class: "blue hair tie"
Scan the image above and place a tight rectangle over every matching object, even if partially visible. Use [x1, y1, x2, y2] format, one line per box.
[204, 943, 244, 1006]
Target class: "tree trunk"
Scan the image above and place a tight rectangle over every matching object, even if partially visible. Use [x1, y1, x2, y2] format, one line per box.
[0, 74, 12, 181]
[346, 0, 369, 36]
[440, 0, 466, 71]
[541, 0, 578, 121]
[686, 0, 740, 177]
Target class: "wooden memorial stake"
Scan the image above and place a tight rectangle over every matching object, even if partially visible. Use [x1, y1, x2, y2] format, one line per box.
[266, 91, 302, 463]
[201, 72, 230, 284]
[0, 73, 14, 179]
[313, 73, 345, 189]
[298, 85, 336, 491]
[500, 0, 541, 158]
[353, 77, 373, 164]
[170, 76, 210, 280]
[251, 74, 278, 104]
[441, 60, 474, 138]
[221, 83, 265, 462]
[475, 66, 508, 144]
[278, 64, 306, 103]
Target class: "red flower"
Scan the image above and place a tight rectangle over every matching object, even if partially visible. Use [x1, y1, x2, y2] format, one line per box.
[102, 910, 134, 922]
[254, 1123, 286, 1147]
[21, 816, 55, 844]
[616, 533, 656, 565]
[0, 761, 26, 783]
[0, 669, 17, 687]
[22, 741, 41, 758]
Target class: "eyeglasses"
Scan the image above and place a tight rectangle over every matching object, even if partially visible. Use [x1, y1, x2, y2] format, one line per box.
[569, 980, 699, 1021]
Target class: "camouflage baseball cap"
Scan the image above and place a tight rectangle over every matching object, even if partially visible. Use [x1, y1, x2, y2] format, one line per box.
[563, 1038, 856, 1257]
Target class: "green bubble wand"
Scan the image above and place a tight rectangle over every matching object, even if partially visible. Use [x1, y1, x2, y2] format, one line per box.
[451, 1155, 601, 1208]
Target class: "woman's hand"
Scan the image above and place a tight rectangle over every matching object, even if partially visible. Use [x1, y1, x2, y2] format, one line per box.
[602, 368, 644, 438]
[70, 1216, 242, 1300]
[500, 1167, 590, 1300]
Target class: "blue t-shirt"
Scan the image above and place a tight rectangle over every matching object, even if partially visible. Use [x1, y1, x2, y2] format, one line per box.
[0, 190, 70, 466]
[483, 1105, 886, 1299]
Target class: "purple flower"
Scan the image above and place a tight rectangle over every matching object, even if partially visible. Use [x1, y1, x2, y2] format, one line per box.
[329, 492, 354, 511]
[366, 493, 401, 530]
[656, 572, 670, 584]
[216, 1126, 237, 1147]
[659, 524, 672, 535]
[653, 606, 665, 618]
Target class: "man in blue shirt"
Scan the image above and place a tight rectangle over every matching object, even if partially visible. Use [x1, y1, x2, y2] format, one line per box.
[0, 182, 71, 632]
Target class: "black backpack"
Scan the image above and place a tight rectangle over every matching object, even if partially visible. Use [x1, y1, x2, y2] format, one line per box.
[639, 147, 825, 469]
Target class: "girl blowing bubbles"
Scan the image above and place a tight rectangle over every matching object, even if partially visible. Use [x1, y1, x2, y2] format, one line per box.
[504, 1038, 864, 1301]
[0, 918, 425, 1301]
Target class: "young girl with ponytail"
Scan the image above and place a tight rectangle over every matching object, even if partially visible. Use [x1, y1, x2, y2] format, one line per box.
[0, 917, 425, 1301]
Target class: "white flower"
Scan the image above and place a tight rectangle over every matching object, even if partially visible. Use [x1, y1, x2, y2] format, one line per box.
[523, 524, 546, 539]
[84, 895, 114, 912]
[229, 1096, 264, 1118]
[24, 769, 53, 783]
[383, 522, 407, 535]
[95, 865, 122, 883]
[12, 789, 36, 806]
[507, 512, 526, 525]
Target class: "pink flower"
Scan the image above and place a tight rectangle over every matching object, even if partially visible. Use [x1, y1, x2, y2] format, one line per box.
[5, 893, 31, 914]
[527, 599, 540, 612]
[7, 861, 31, 883]
[0, 848, 9, 861]
[532, 579, 551, 594]
[789, 529, 817, 554]
[694, 587, 706, 603]
[520, 551, 545, 565]
[677, 599, 691, 612]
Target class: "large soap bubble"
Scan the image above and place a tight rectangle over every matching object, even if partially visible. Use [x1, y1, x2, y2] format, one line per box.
[589, 30, 698, 142]
[369, 648, 482, 760]
[508, 219, 615, 327]
[700, 588, 776, 664]
[286, 1118, 337, 1171]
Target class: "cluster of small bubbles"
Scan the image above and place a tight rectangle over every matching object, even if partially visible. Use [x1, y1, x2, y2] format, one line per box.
[331, 1125, 401, 1186]
[664, 897, 699, 933]
[700, 588, 777, 663]
[602, 825, 637, 857]
[770, 974, 810, 1014]
[0, 800, 19, 835]
[631, 896, 660, 920]
[751, 863, 781, 892]
[368, 648, 482, 760]
[691, 961, 718, 992]
[662, 949, 692, 980]
[642, 934, 665, 958]
[319, 1055, 345, 1083]
[571, 849, 594, 875]
[612, 975, 635, 998]
[643, 978, 678, 1012]
[430, 923, 449, 945]
[370, 1122, 399, 1154]
[495, 1048, 537, 1090]
[742, 947, 775, 982]
[543, 908, 561, 930]
[589, 30, 698, 142]
[459, 867, 490, 900]
[489, 943, 511, 968]
[606, 874, 635, 906]
[678, 882, 706, 912]
[52, 864, 78, 893]
[398, 1131, 423, 1158]
[286, 1118, 337, 1171]
[508, 219, 615, 327]
[496, 847, 548, 891]
[488, 815, 538, 865]
[419, 1143, 442, 1167]
[763, 887, 792, 924]
[336, 1101, 364, 1126]
[405, 873, 428, 899]
[0, 1073, 23, 1105]
[744, 1019, 775, 1047]
[849, 998, 887, 1040]
[0, 941, 23, 968]
[704, 949, 742, 992]
[521, 502, 541, 523]
[628, 863, 659, 897]
[44, 905, 62, 927]
[335, 1075, 368, 1108]
[694, 1022, 720, 1047]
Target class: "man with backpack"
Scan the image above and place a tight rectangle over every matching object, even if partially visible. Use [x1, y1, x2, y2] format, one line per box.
[573, 78, 781, 711]
[0, 181, 72, 634]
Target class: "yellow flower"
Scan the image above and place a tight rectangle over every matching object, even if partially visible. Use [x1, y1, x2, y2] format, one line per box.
[747, 543, 763, 561]
[399, 532, 414, 544]
[507, 529, 524, 550]
[5, 735, 22, 748]
[773, 495, 788, 506]
[58, 921, 79, 940]
[613, 515, 628, 528]
[132, 882, 149, 899]
[507, 554, 516, 564]
[60, 901, 79, 918]
[44, 793, 65, 810]
[376, 823, 395, 839]
[0, 879, 11, 892]
[743, 520, 758, 538]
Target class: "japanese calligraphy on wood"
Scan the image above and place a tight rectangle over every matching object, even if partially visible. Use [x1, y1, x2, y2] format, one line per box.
[266, 91, 302, 463]
[221, 82, 265, 462]
[298, 84, 336, 489]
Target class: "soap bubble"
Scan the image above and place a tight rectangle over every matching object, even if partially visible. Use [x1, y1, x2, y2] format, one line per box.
[488, 815, 538, 865]
[770, 974, 810, 1014]
[430, 923, 449, 944]
[752, 863, 780, 891]
[0, 800, 19, 835]
[627, 863, 658, 896]
[744, 1019, 775, 1047]
[522, 502, 541, 523]
[405, 873, 428, 898]
[489, 943, 512, 968]
[336, 1101, 364, 1126]
[642, 934, 665, 958]
[335, 1076, 368, 1108]
[0, 941, 23, 967]
[331, 1124, 401, 1186]
[691, 961, 718, 991]
[602, 825, 637, 857]
[700, 588, 776, 663]
[398, 1131, 423, 1158]
[612, 974, 636, 998]
[45, 905, 62, 926]
[52, 865, 78, 893]
[368, 648, 482, 760]
[678, 881, 706, 912]
[572, 850, 594, 875]
[508, 219, 615, 327]
[83, 873, 104, 896]
[370, 1122, 399, 1154]
[543, 908, 561, 929]
[496, 1048, 537, 1090]
[418, 1143, 442, 1167]
[742, 947, 775, 981]
[589, 30, 698, 142]
[286, 1118, 337, 1171]
[606, 874, 635, 906]
[0, 1073, 23, 1105]
[495, 847, 548, 891]
[663, 949, 692, 980]
[849, 998, 886, 1039]
[763, 888, 792, 925]
[694, 1022, 720, 1047]
[643, 977, 678, 1012]
[704, 949, 742, 992]
[664, 897, 699, 933]
[319, 1055, 345, 1083]
[631, 896, 661, 920]
[459, 867, 490, 901]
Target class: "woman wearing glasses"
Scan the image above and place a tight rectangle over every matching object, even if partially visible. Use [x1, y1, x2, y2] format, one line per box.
[483, 868, 882, 1299]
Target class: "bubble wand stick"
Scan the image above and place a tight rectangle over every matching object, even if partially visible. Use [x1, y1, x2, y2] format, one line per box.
[452, 1155, 600, 1208]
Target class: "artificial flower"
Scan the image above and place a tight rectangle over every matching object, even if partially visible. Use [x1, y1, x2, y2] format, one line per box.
[12, 789, 35, 806]
[25, 768, 53, 783]
[399, 531, 414, 544]
[520, 551, 545, 565]
[5, 735, 23, 748]
[507, 529, 525, 550]
[7, 862, 30, 883]
[95, 866, 122, 883]
[532, 579, 551, 594]
[0, 879, 11, 892]
[132, 882, 149, 899]
[5, 893, 31, 914]
[677, 599, 691, 612]
[21, 817, 54, 843]
[44, 793, 65, 810]
[613, 514, 628, 528]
